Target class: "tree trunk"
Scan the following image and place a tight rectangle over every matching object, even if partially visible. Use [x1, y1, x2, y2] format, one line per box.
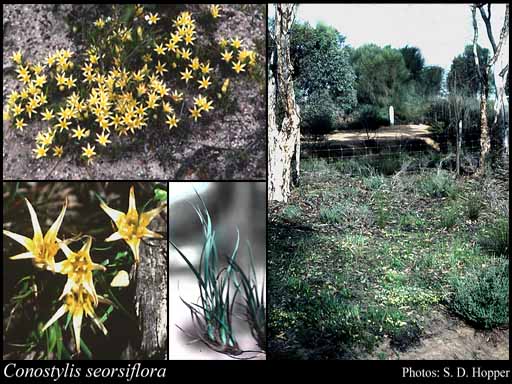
[268, 4, 301, 203]
[477, 3, 509, 158]
[472, 5, 491, 174]
[127, 214, 168, 359]
[478, 80, 490, 173]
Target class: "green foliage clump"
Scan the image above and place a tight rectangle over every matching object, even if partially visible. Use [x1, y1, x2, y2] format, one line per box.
[348, 105, 389, 131]
[478, 217, 509, 257]
[299, 89, 338, 134]
[419, 171, 457, 198]
[282, 204, 302, 221]
[319, 205, 345, 224]
[466, 196, 483, 221]
[290, 21, 357, 134]
[449, 258, 509, 329]
[439, 205, 458, 229]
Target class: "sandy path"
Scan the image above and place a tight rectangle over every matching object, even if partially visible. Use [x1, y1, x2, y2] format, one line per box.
[370, 308, 509, 360]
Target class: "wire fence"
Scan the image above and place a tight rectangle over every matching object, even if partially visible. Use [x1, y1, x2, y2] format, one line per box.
[301, 133, 484, 161]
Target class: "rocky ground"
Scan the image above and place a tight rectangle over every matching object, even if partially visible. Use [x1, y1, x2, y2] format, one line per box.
[2, 4, 266, 180]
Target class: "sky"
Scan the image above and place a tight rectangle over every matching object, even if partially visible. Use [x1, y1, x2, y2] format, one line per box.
[295, 4, 507, 70]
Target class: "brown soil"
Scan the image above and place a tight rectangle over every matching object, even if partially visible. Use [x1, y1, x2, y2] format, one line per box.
[2, 4, 266, 180]
[370, 308, 509, 360]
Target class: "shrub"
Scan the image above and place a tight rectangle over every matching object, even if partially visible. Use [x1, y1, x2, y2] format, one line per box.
[466, 196, 483, 221]
[300, 90, 339, 134]
[371, 154, 405, 176]
[349, 105, 389, 131]
[478, 217, 509, 257]
[3, 5, 258, 164]
[319, 205, 345, 224]
[419, 170, 457, 198]
[282, 205, 302, 221]
[449, 258, 509, 329]
[439, 206, 458, 229]
[335, 158, 374, 177]
[363, 175, 385, 190]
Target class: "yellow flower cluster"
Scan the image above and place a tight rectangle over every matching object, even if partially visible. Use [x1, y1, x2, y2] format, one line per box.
[3, 198, 108, 354]
[2, 186, 166, 354]
[3, 5, 258, 164]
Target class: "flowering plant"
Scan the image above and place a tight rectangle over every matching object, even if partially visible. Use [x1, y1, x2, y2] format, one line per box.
[3, 4, 258, 164]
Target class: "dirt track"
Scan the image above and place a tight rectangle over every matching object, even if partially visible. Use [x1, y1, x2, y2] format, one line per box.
[326, 124, 440, 151]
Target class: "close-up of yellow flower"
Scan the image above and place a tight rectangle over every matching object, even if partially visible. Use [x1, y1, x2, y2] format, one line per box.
[32, 144, 48, 159]
[145, 12, 160, 25]
[197, 75, 211, 90]
[189, 105, 202, 122]
[53, 145, 64, 157]
[100, 186, 166, 263]
[210, 4, 221, 18]
[180, 68, 193, 83]
[55, 236, 106, 305]
[153, 43, 166, 56]
[165, 114, 179, 129]
[72, 125, 88, 140]
[3, 198, 67, 271]
[15, 117, 27, 130]
[95, 131, 111, 146]
[230, 37, 243, 50]
[232, 60, 246, 74]
[41, 285, 110, 354]
[221, 50, 233, 63]
[81, 143, 96, 160]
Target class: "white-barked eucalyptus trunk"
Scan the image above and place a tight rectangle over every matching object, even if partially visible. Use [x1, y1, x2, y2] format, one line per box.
[268, 3, 301, 203]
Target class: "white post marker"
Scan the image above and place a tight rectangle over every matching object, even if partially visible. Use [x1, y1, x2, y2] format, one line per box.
[389, 105, 394, 126]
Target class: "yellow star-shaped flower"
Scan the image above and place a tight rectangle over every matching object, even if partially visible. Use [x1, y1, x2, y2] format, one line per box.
[189, 106, 202, 122]
[165, 114, 179, 129]
[53, 145, 64, 158]
[100, 186, 166, 263]
[180, 68, 193, 83]
[96, 131, 111, 146]
[197, 76, 211, 90]
[3, 198, 67, 271]
[82, 143, 96, 160]
[232, 60, 246, 74]
[153, 43, 166, 56]
[72, 125, 88, 140]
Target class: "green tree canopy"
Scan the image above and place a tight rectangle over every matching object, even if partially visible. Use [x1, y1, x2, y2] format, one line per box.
[350, 44, 410, 108]
[420, 66, 444, 97]
[400, 45, 425, 82]
[447, 44, 491, 96]
[290, 22, 357, 113]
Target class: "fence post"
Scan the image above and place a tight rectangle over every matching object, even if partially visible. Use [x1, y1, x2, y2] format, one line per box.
[389, 105, 394, 126]
[456, 119, 462, 175]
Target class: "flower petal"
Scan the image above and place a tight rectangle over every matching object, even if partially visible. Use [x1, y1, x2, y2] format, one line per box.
[100, 203, 125, 225]
[3, 230, 34, 251]
[82, 276, 98, 306]
[105, 231, 123, 242]
[73, 307, 84, 353]
[126, 238, 141, 263]
[80, 236, 92, 255]
[44, 198, 67, 243]
[10, 251, 35, 260]
[25, 199, 43, 241]
[128, 186, 137, 216]
[140, 204, 166, 227]
[58, 241, 74, 258]
[42, 304, 68, 333]
[142, 228, 163, 239]
[58, 279, 75, 301]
